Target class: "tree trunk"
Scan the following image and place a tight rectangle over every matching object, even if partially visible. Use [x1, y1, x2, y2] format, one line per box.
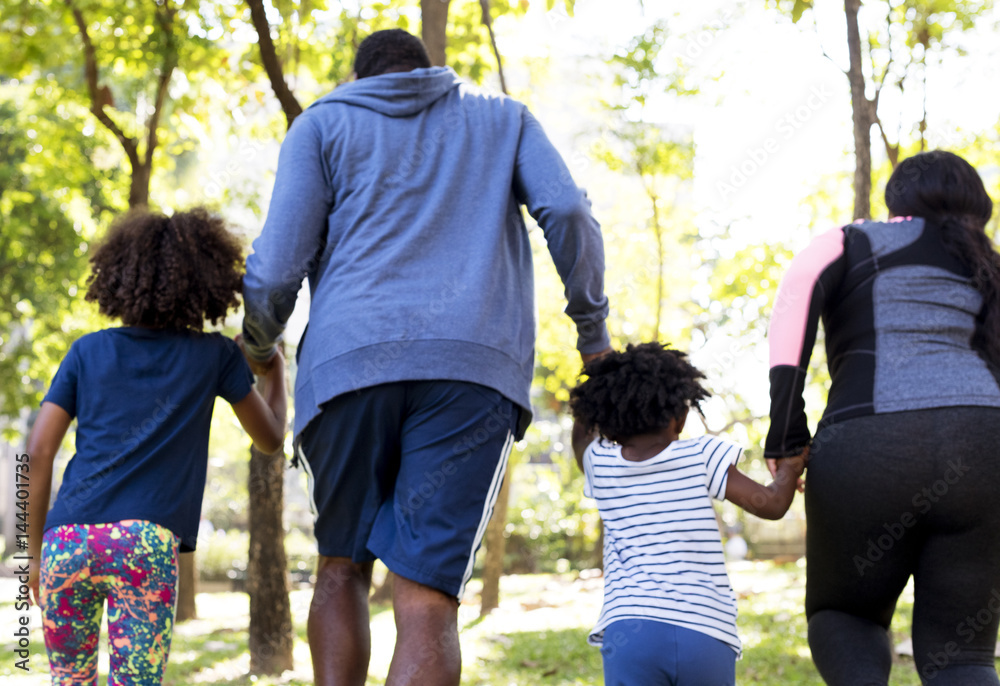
[175, 552, 197, 621]
[845, 0, 872, 220]
[129, 161, 151, 208]
[420, 0, 452, 67]
[479, 463, 512, 616]
[247, 443, 294, 674]
[650, 190, 664, 341]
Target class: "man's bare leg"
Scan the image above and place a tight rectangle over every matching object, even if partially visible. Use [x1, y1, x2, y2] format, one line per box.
[385, 574, 461, 686]
[309, 555, 374, 686]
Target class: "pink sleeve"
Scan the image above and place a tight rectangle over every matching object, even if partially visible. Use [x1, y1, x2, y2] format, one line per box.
[769, 226, 846, 368]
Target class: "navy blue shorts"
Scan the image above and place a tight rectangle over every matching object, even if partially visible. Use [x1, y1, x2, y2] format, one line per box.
[601, 619, 736, 686]
[295, 380, 519, 598]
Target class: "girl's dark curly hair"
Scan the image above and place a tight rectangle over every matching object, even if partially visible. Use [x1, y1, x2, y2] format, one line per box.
[85, 207, 244, 330]
[569, 342, 710, 443]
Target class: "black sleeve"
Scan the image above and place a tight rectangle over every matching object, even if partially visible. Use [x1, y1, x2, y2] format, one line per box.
[765, 227, 847, 458]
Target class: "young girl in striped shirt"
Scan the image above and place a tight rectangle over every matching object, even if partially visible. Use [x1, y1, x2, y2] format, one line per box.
[570, 342, 806, 686]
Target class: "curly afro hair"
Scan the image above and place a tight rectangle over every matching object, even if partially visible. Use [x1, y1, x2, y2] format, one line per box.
[354, 28, 432, 79]
[85, 207, 244, 331]
[569, 342, 710, 443]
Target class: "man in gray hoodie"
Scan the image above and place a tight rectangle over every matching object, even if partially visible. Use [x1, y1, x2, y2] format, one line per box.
[242, 29, 611, 686]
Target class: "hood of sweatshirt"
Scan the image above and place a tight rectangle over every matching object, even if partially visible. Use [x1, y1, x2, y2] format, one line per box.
[308, 66, 462, 118]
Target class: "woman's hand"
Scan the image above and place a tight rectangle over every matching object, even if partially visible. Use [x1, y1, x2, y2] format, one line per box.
[768, 445, 809, 493]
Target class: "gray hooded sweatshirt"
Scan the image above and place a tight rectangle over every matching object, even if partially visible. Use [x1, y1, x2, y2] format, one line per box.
[243, 67, 610, 438]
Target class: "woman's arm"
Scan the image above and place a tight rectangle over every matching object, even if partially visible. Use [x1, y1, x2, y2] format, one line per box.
[726, 451, 807, 520]
[766, 227, 847, 462]
[232, 348, 287, 454]
[25, 402, 73, 604]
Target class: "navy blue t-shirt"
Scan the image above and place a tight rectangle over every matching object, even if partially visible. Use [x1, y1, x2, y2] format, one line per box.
[43, 327, 254, 552]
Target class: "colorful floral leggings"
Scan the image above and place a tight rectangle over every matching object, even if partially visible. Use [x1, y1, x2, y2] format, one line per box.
[40, 520, 179, 685]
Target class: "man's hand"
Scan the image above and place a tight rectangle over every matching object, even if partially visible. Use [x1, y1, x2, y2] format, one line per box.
[581, 346, 613, 366]
[235, 334, 280, 377]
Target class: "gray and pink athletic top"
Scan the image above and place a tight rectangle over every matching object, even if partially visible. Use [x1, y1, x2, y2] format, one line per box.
[765, 217, 1000, 458]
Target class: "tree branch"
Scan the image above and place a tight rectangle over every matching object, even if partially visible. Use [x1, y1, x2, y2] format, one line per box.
[702, 417, 743, 437]
[810, 9, 847, 75]
[479, 0, 508, 95]
[245, 0, 303, 128]
[871, 2, 897, 113]
[145, 1, 179, 167]
[64, 0, 140, 171]
[875, 117, 899, 167]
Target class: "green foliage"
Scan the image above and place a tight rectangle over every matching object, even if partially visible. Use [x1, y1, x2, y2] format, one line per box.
[764, 0, 813, 23]
[197, 528, 250, 581]
[468, 628, 602, 684]
[546, 0, 574, 15]
[592, 18, 698, 345]
[0, 91, 110, 436]
[504, 455, 602, 574]
[195, 527, 314, 582]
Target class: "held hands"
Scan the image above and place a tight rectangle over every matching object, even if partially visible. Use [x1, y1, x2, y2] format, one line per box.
[767, 445, 810, 493]
[235, 334, 283, 377]
[581, 346, 614, 366]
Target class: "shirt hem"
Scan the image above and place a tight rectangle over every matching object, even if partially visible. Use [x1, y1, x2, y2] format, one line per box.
[588, 613, 742, 658]
[293, 339, 534, 438]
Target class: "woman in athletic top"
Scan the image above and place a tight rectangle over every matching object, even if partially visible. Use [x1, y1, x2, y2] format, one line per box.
[766, 150, 1000, 685]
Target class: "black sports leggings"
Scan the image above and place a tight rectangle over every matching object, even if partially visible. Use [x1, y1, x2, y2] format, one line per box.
[804, 407, 1000, 686]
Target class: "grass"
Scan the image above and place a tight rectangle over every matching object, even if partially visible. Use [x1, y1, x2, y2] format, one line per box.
[3, 561, 998, 684]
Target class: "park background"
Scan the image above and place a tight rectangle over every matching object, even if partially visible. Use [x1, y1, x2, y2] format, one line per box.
[1, 0, 999, 683]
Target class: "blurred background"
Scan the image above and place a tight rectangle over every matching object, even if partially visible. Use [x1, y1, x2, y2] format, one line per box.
[1, 0, 997, 635]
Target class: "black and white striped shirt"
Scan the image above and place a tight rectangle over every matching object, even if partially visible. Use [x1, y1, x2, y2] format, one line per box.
[583, 434, 742, 655]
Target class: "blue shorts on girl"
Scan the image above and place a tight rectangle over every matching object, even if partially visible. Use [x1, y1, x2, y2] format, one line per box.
[582, 434, 743, 683]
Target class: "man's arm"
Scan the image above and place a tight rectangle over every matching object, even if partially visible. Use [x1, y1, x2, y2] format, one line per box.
[243, 114, 334, 362]
[512, 110, 611, 360]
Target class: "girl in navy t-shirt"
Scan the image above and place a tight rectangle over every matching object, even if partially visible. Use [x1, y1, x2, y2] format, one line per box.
[25, 208, 287, 685]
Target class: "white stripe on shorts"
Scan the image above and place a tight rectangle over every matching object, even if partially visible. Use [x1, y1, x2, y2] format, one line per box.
[458, 430, 514, 598]
[297, 443, 320, 520]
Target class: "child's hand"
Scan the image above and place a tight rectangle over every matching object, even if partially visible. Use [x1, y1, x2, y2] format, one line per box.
[776, 446, 809, 493]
